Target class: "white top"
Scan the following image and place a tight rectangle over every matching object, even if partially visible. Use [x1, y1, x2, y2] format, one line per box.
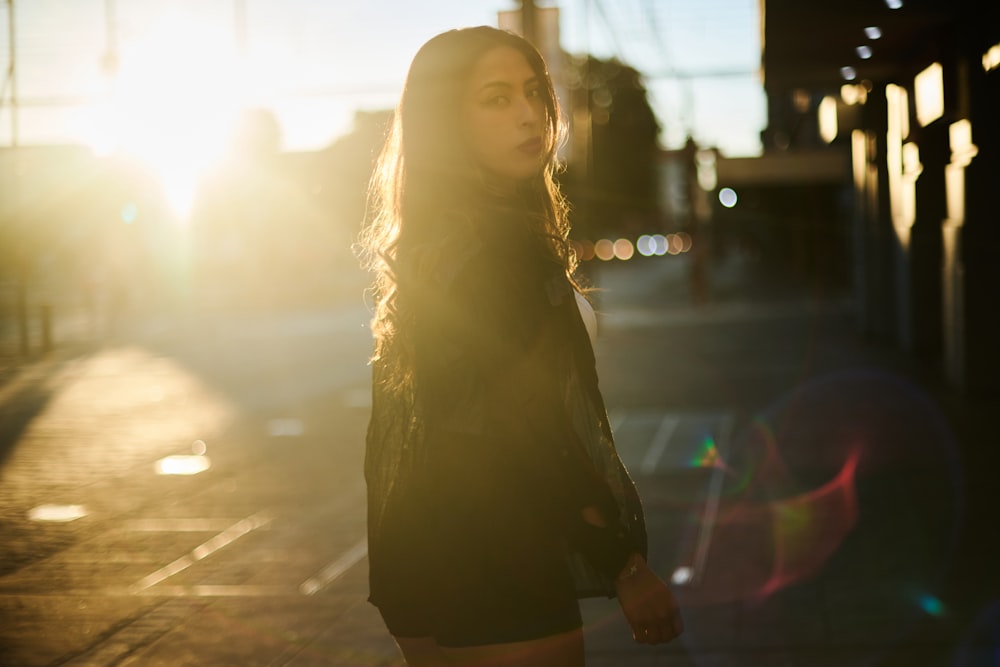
[574, 290, 597, 347]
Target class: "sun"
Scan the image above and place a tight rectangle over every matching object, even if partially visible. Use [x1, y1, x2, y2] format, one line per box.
[84, 12, 248, 218]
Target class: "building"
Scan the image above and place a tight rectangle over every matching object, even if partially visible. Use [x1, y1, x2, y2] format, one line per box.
[756, 0, 1000, 396]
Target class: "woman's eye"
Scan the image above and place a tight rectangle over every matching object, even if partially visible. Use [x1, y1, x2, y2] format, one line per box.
[487, 95, 510, 107]
[526, 88, 541, 98]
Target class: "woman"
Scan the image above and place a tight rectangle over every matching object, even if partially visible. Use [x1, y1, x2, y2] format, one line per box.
[359, 26, 682, 667]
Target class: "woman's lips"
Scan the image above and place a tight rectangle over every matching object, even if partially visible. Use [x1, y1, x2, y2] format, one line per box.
[517, 137, 543, 154]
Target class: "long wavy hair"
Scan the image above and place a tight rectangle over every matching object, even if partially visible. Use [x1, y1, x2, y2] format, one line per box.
[358, 26, 578, 383]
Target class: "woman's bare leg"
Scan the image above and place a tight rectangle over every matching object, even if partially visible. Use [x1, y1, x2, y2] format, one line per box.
[436, 628, 584, 667]
[394, 636, 453, 667]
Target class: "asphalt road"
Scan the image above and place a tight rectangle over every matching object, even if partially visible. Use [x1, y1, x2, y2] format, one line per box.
[0, 254, 994, 666]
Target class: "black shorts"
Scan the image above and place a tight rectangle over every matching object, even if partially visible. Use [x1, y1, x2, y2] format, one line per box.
[375, 584, 582, 648]
[369, 499, 584, 646]
[369, 432, 585, 647]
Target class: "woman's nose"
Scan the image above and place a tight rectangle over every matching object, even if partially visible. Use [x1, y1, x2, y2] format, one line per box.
[518, 97, 541, 126]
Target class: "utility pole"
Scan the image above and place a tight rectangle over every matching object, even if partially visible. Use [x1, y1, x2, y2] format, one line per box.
[6, 0, 17, 146]
[101, 0, 119, 78]
[234, 0, 247, 58]
[3, 0, 28, 356]
[521, 0, 537, 47]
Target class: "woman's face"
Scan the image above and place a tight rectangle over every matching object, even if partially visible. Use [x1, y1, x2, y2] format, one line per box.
[461, 46, 548, 185]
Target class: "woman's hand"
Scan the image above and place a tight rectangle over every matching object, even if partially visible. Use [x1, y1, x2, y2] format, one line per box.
[614, 554, 684, 645]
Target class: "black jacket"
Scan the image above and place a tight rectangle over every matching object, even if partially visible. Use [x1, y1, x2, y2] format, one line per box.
[365, 214, 647, 606]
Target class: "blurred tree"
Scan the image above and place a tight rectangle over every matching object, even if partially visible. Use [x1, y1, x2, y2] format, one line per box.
[560, 55, 662, 242]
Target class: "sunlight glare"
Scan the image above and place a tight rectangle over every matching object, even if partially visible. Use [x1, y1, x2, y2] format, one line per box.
[86, 11, 247, 218]
[29, 504, 88, 522]
[156, 455, 212, 476]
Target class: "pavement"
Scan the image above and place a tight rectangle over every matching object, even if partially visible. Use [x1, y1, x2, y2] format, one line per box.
[0, 252, 998, 666]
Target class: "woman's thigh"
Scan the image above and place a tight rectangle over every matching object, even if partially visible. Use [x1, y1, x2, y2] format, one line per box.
[435, 628, 584, 667]
[395, 636, 452, 667]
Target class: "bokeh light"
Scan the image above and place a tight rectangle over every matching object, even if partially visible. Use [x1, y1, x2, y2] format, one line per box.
[573, 239, 596, 262]
[651, 234, 668, 256]
[636, 235, 656, 257]
[613, 238, 635, 261]
[719, 187, 738, 208]
[594, 239, 615, 261]
[671, 566, 694, 585]
[121, 202, 139, 224]
[677, 231, 693, 253]
[667, 233, 683, 255]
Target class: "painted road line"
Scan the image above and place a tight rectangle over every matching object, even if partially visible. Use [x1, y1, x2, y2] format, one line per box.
[134, 585, 294, 597]
[125, 518, 243, 532]
[639, 414, 681, 475]
[299, 538, 368, 596]
[690, 413, 735, 584]
[130, 511, 273, 592]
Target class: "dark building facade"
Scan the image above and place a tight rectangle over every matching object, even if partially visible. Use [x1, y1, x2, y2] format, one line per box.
[760, 0, 1000, 396]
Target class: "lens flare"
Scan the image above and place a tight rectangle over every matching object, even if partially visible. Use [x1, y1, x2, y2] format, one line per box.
[690, 436, 726, 469]
[917, 594, 945, 617]
[756, 448, 860, 599]
[675, 368, 961, 637]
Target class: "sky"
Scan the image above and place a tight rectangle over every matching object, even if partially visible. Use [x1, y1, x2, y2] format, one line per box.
[0, 0, 765, 158]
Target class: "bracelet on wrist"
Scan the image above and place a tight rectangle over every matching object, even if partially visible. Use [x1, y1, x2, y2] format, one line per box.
[616, 554, 640, 582]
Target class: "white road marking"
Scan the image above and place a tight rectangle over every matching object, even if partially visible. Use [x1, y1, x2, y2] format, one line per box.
[125, 518, 241, 532]
[130, 511, 272, 592]
[690, 413, 734, 584]
[133, 585, 294, 597]
[268, 418, 305, 436]
[639, 414, 680, 475]
[299, 538, 368, 595]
